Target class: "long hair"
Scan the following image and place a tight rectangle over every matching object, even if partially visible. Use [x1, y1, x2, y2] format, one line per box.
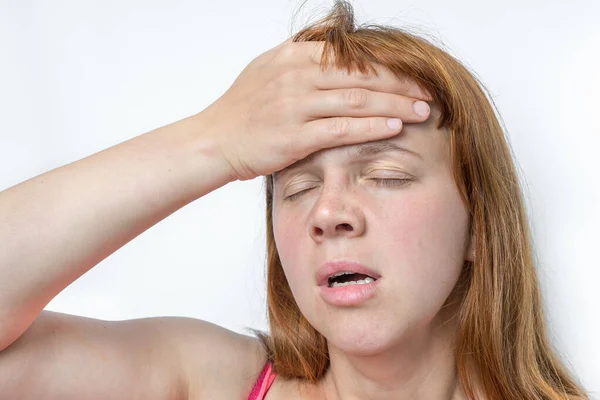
[252, 1, 588, 398]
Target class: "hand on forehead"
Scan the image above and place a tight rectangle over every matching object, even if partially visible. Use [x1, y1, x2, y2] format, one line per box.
[273, 102, 446, 183]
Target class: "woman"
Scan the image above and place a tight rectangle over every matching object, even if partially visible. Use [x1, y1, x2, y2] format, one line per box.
[0, 1, 588, 399]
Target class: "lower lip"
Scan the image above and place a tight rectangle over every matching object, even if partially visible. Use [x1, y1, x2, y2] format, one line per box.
[319, 279, 380, 306]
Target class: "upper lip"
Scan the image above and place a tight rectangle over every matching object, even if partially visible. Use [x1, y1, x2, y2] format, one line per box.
[316, 260, 381, 287]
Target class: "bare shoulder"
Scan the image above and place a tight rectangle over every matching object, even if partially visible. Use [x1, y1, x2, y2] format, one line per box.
[162, 316, 268, 399]
[0, 310, 267, 400]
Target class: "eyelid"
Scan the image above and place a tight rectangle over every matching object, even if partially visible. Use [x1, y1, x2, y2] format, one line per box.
[364, 166, 412, 175]
[364, 172, 414, 182]
[281, 170, 413, 190]
[283, 175, 414, 201]
[366, 172, 412, 178]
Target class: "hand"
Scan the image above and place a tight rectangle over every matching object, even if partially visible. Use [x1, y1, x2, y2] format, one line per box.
[201, 37, 433, 181]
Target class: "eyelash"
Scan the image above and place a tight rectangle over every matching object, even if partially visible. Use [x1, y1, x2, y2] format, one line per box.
[284, 178, 412, 201]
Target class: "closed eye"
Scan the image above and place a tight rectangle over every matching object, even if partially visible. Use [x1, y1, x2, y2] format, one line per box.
[369, 178, 412, 187]
[284, 187, 316, 201]
[283, 178, 412, 201]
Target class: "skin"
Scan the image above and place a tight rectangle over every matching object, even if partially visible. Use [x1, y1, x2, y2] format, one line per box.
[270, 103, 475, 400]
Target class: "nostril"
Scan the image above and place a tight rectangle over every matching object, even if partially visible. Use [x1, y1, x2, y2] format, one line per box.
[337, 223, 353, 231]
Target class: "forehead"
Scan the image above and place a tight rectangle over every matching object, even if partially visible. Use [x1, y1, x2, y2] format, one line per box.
[273, 103, 446, 178]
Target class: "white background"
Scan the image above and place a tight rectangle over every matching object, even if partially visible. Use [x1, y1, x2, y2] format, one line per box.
[1, 0, 598, 396]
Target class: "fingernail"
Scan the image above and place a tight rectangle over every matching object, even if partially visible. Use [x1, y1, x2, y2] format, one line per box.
[413, 101, 430, 117]
[387, 118, 402, 130]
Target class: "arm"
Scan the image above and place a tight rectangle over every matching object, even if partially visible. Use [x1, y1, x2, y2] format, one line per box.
[0, 112, 265, 400]
[0, 112, 234, 351]
[0, 310, 266, 400]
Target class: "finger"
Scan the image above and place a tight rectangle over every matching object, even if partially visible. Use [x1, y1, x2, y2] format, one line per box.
[292, 40, 434, 100]
[300, 116, 404, 152]
[313, 62, 433, 101]
[302, 88, 430, 124]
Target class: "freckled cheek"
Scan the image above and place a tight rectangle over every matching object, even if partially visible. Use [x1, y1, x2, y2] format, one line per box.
[378, 198, 455, 278]
[381, 199, 431, 244]
[272, 212, 305, 281]
[384, 196, 468, 313]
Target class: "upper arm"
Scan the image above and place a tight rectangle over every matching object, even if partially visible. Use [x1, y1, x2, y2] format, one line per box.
[0, 310, 264, 400]
[165, 317, 268, 399]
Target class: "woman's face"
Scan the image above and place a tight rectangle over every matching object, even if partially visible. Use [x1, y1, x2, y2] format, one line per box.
[271, 104, 473, 355]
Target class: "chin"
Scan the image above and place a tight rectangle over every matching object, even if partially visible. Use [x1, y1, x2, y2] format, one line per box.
[328, 334, 395, 357]
[322, 320, 401, 357]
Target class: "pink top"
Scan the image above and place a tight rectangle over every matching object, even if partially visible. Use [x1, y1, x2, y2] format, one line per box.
[248, 362, 276, 400]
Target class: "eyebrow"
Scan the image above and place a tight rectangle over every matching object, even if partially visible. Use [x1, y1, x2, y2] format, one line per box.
[273, 141, 422, 179]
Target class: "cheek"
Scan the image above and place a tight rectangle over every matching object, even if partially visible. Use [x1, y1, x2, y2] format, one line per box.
[272, 212, 305, 282]
[378, 184, 469, 299]
[384, 196, 465, 254]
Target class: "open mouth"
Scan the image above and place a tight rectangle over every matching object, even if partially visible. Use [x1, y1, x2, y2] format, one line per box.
[327, 272, 377, 288]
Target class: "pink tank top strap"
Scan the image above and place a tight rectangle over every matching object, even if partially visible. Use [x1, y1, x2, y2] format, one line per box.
[248, 362, 276, 400]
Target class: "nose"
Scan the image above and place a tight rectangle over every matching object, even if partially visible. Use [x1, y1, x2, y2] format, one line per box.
[308, 188, 366, 242]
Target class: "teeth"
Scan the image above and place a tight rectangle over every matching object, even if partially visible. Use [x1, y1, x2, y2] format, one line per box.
[329, 271, 375, 279]
[330, 277, 375, 287]
[331, 271, 354, 278]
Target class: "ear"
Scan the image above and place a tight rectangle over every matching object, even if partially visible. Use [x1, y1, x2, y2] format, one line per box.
[466, 233, 475, 262]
